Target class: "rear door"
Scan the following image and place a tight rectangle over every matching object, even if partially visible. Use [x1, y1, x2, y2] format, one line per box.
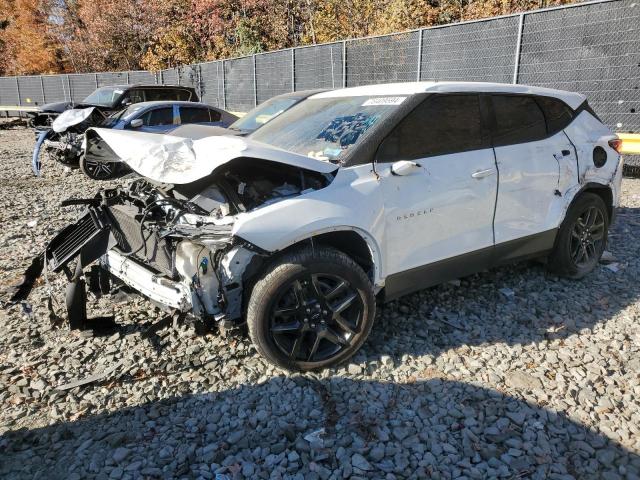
[491, 94, 577, 244]
[376, 94, 497, 292]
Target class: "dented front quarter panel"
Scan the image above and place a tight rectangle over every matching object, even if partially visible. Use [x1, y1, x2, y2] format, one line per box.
[232, 163, 387, 286]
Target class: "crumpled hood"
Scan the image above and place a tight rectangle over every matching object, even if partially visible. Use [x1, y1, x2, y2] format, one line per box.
[52, 107, 96, 133]
[84, 127, 338, 184]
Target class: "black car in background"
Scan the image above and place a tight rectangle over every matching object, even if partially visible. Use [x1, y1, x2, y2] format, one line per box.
[28, 84, 199, 128]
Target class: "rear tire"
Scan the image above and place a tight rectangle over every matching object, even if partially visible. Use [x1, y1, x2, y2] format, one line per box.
[548, 192, 609, 279]
[247, 246, 375, 371]
[79, 155, 120, 180]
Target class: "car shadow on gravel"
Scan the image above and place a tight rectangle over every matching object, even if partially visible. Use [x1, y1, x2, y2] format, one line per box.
[1, 376, 637, 479]
[360, 206, 640, 367]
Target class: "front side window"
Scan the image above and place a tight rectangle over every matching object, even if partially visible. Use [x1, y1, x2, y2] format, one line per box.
[378, 94, 485, 162]
[123, 89, 145, 105]
[491, 95, 547, 146]
[141, 107, 174, 126]
[180, 107, 211, 123]
[250, 95, 406, 162]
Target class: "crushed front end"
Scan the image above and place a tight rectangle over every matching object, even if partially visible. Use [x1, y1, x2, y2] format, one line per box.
[7, 154, 332, 330]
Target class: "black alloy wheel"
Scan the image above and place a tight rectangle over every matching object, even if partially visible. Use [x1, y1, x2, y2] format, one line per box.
[548, 192, 609, 279]
[247, 246, 375, 371]
[569, 205, 606, 268]
[80, 156, 120, 180]
[269, 273, 363, 363]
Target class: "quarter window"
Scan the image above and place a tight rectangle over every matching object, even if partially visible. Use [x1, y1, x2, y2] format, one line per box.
[378, 94, 485, 161]
[536, 96, 574, 134]
[141, 107, 174, 126]
[491, 95, 547, 146]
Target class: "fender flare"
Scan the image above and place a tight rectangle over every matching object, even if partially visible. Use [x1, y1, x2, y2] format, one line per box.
[242, 225, 386, 288]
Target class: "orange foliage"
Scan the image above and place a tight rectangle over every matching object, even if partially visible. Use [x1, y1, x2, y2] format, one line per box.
[0, 0, 576, 74]
[0, 0, 63, 75]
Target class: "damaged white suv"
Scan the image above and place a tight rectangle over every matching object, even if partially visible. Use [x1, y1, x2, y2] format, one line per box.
[8, 82, 623, 371]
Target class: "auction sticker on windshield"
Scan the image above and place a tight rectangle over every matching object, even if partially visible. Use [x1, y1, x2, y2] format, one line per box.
[362, 96, 407, 106]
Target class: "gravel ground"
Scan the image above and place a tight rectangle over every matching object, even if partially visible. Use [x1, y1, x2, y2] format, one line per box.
[1, 122, 640, 480]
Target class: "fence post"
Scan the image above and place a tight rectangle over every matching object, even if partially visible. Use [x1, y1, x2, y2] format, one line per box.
[252, 55, 258, 107]
[416, 29, 423, 82]
[94, 73, 99, 89]
[40, 76, 46, 104]
[196, 65, 203, 99]
[221, 60, 227, 110]
[512, 13, 525, 84]
[67, 75, 73, 102]
[15, 76, 22, 106]
[342, 40, 347, 88]
[291, 48, 295, 92]
[126, 71, 130, 84]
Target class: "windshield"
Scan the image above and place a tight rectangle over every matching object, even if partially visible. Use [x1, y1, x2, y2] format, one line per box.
[230, 96, 300, 132]
[249, 95, 407, 162]
[82, 87, 125, 107]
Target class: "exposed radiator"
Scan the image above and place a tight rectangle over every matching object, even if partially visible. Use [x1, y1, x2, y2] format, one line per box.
[107, 205, 175, 277]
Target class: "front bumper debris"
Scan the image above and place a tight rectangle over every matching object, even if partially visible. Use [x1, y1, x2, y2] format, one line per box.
[101, 249, 192, 311]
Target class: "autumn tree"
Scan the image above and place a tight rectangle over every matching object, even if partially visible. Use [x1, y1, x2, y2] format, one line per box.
[1, 0, 577, 74]
[0, 0, 64, 75]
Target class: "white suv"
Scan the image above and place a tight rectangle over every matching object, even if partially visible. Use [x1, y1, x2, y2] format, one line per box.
[9, 82, 623, 371]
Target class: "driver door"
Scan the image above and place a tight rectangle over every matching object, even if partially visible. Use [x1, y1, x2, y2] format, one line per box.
[375, 94, 498, 299]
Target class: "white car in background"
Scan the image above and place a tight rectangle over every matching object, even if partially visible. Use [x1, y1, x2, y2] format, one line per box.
[7, 82, 623, 371]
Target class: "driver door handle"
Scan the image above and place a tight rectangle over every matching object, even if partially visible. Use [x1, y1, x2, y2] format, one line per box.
[471, 168, 496, 179]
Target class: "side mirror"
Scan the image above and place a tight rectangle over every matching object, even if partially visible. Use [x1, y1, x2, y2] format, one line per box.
[130, 118, 143, 128]
[390, 160, 421, 176]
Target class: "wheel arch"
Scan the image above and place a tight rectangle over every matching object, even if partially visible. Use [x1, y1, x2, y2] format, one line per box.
[573, 182, 614, 222]
[277, 228, 382, 285]
[240, 226, 383, 290]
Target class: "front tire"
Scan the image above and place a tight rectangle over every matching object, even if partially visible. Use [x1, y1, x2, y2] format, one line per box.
[548, 192, 609, 279]
[79, 155, 120, 180]
[247, 246, 375, 371]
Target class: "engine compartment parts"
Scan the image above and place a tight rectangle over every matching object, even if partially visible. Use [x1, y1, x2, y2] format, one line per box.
[4, 151, 332, 334]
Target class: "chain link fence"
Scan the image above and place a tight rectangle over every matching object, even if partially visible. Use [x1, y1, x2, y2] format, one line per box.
[1, 0, 638, 167]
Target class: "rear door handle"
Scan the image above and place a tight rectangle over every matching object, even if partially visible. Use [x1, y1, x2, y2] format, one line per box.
[554, 150, 572, 160]
[471, 168, 496, 179]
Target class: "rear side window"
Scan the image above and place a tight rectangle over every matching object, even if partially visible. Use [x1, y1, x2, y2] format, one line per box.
[491, 95, 546, 146]
[142, 107, 174, 126]
[180, 107, 211, 123]
[536, 96, 574, 134]
[378, 94, 486, 161]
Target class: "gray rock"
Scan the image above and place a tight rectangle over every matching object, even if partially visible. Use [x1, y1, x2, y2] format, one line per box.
[112, 447, 130, 463]
[505, 371, 543, 390]
[351, 453, 372, 471]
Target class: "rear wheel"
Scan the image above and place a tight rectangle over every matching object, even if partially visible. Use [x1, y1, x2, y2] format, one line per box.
[79, 155, 120, 180]
[247, 246, 375, 371]
[548, 192, 609, 279]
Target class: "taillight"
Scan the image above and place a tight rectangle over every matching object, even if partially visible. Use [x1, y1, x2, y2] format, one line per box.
[608, 138, 623, 153]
